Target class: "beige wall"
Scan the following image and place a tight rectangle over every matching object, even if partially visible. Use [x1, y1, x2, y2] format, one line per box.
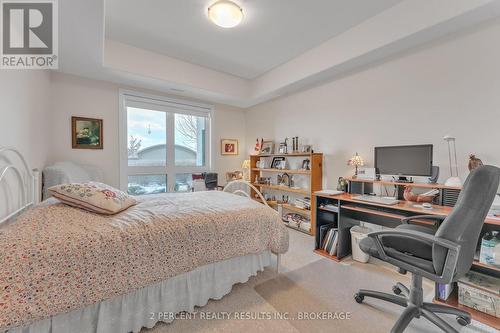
[0, 71, 51, 170]
[245, 21, 500, 189]
[4, 20, 500, 193]
[48, 72, 246, 187]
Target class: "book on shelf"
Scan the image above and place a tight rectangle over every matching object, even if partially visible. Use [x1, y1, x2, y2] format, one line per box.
[321, 204, 339, 213]
[329, 231, 339, 256]
[321, 228, 338, 256]
[323, 229, 334, 250]
[294, 197, 311, 210]
[319, 224, 334, 249]
[437, 283, 455, 301]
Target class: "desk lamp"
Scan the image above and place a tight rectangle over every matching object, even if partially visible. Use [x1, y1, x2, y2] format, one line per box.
[443, 135, 462, 186]
[348, 153, 364, 178]
[241, 159, 251, 181]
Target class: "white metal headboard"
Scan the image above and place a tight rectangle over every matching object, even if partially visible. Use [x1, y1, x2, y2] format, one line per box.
[0, 147, 35, 225]
[223, 180, 270, 208]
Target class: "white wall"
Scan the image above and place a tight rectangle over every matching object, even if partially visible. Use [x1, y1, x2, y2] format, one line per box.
[245, 20, 500, 189]
[48, 72, 246, 187]
[0, 71, 51, 170]
[0, 71, 51, 217]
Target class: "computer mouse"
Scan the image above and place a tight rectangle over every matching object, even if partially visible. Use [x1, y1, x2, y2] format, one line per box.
[422, 203, 433, 209]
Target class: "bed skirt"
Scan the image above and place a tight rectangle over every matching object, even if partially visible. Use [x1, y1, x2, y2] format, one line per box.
[8, 251, 272, 333]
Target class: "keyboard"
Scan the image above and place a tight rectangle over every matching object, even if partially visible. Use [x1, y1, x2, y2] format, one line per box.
[353, 195, 399, 206]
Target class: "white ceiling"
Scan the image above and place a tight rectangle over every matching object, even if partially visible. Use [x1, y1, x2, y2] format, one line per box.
[60, 0, 500, 108]
[105, 0, 403, 79]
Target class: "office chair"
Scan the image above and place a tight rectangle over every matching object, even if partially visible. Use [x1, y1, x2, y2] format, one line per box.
[203, 172, 219, 190]
[354, 165, 500, 333]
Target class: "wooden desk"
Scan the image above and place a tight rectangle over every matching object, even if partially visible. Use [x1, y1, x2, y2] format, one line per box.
[316, 193, 498, 226]
[313, 192, 500, 329]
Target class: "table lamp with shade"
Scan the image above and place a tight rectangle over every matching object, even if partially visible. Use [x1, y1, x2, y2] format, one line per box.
[241, 159, 251, 181]
[443, 135, 462, 187]
[348, 153, 364, 178]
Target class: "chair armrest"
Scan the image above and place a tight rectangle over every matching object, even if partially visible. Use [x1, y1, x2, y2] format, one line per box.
[401, 215, 447, 226]
[368, 229, 460, 283]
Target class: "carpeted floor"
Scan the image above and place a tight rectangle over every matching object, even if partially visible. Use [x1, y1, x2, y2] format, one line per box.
[143, 230, 498, 333]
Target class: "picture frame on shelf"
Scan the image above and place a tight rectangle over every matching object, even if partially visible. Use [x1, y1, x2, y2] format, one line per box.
[357, 167, 376, 180]
[301, 159, 311, 170]
[301, 145, 312, 153]
[271, 157, 286, 169]
[260, 141, 274, 155]
[278, 173, 290, 186]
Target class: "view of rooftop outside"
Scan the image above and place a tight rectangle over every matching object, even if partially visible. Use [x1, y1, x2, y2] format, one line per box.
[127, 175, 167, 195]
[127, 107, 207, 194]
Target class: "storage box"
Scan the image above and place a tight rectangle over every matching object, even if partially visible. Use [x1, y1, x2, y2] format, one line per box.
[458, 271, 500, 318]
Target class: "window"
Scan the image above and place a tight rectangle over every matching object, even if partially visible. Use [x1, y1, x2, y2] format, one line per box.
[120, 91, 212, 194]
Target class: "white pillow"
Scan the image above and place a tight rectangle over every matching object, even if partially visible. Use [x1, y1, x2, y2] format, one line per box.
[49, 182, 136, 215]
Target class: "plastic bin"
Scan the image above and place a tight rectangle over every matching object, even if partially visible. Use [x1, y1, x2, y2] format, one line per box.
[458, 271, 500, 318]
[351, 226, 372, 263]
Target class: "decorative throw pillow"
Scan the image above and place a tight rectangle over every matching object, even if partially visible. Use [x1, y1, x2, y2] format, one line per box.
[49, 182, 137, 215]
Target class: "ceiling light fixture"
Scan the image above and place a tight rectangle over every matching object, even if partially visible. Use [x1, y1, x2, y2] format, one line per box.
[208, 1, 243, 28]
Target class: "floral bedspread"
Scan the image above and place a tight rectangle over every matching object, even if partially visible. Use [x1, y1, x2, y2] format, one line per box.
[0, 191, 289, 330]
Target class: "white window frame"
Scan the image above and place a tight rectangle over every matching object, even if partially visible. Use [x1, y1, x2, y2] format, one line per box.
[119, 89, 214, 192]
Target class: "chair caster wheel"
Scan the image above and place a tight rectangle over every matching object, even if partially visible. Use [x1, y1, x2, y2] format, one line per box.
[354, 294, 364, 304]
[456, 316, 471, 326]
[392, 286, 402, 295]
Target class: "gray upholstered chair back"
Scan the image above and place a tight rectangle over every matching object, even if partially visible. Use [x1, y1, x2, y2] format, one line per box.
[434, 165, 500, 278]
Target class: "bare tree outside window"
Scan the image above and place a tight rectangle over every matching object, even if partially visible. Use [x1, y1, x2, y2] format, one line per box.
[176, 115, 198, 151]
[128, 135, 142, 157]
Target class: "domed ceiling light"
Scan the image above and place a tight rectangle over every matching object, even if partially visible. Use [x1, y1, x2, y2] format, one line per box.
[208, 1, 243, 28]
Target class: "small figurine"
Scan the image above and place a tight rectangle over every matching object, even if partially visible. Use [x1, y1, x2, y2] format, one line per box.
[337, 177, 348, 192]
[403, 186, 436, 203]
[254, 138, 263, 153]
[468, 154, 483, 171]
[279, 138, 288, 154]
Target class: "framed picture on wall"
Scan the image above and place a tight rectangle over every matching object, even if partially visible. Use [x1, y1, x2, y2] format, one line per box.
[221, 139, 239, 155]
[72, 116, 103, 149]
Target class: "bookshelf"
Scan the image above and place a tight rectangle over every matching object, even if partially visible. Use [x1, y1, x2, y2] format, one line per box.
[250, 152, 323, 235]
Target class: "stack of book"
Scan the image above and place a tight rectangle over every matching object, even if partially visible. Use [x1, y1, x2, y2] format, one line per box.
[294, 197, 311, 210]
[320, 226, 339, 256]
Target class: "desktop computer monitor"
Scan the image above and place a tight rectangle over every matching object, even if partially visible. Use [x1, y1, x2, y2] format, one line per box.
[375, 144, 433, 178]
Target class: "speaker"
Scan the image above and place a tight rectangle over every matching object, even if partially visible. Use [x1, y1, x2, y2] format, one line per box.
[428, 166, 439, 184]
[442, 188, 461, 207]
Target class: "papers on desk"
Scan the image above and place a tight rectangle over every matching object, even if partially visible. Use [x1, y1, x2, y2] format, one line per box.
[487, 214, 500, 221]
[315, 189, 344, 196]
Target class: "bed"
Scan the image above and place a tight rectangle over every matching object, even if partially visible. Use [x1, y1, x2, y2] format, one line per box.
[0, 148, 289, 333]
